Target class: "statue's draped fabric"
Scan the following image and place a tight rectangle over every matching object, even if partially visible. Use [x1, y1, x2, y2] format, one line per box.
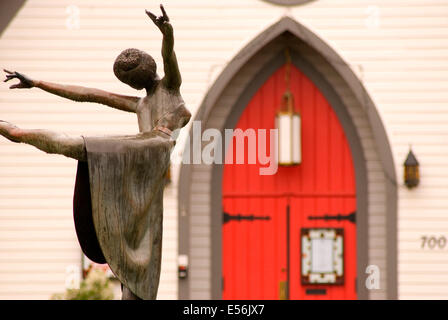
[73, 132, 172, 299]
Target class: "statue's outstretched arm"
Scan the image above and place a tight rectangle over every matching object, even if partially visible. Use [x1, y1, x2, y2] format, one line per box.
[0, 120, 86, 161]
[146, 5, 182, 90]
[3, 69, 139, 113]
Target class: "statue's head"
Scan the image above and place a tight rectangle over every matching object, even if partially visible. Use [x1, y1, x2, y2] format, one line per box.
[113, 48, 157, 90]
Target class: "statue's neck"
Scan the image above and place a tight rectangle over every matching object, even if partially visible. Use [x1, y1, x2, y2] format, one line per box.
[145, 79, 160, 95]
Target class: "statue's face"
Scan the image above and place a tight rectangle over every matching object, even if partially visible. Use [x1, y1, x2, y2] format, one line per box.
[113, 48, 157, 90]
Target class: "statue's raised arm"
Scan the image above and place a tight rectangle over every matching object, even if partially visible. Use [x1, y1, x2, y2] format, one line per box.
[146, 5, 182, 90]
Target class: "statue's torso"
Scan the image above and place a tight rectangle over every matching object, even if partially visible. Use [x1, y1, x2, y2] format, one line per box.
[136, 81, 185, 133]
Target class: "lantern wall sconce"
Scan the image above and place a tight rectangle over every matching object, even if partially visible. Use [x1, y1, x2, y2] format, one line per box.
[275, 49, 301, 166]
[404, 148, 419, 189]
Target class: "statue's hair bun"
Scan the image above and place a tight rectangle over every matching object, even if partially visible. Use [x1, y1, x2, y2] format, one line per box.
[113, 48, 156, 90]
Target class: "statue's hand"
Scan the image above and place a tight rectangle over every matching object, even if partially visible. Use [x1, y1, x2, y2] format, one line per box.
[3, 69, 35, 89]
[145, 4, 172, 35]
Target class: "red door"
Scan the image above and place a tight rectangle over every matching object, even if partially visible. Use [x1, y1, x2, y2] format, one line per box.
[222, 64, 357, 300]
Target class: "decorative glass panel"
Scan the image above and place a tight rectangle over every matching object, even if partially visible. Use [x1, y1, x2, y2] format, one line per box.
[301, 228, 344, 285]
[311, 238, 333, 273]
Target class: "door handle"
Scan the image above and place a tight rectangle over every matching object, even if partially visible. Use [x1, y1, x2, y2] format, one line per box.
[279, 281, 288, 300]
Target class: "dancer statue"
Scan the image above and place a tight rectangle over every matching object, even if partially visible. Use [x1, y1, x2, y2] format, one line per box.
[0, 5, 190, 300]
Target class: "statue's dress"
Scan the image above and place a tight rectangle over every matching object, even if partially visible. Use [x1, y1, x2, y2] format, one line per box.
[73, 131, 173, 300]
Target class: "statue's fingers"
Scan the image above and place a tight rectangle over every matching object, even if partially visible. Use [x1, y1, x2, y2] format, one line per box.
[4, 75, 15, 82]
[15, 73, 26, 81]
[145, 9, 157, 22]
[160, 4, 169, 21]
[3, 69, 13, 75]
[9, 83, 21, 89]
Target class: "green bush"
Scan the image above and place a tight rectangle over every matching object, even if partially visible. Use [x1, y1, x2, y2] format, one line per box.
[52, 268, 114, 300]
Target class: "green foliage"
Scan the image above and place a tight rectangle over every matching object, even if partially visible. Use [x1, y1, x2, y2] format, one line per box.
[51, 269, 114, 300]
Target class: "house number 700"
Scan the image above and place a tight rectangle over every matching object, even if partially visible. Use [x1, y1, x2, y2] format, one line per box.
[421, 236, 447, 249]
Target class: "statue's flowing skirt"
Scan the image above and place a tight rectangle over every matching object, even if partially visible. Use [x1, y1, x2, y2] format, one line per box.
[73, 132, 172, 299]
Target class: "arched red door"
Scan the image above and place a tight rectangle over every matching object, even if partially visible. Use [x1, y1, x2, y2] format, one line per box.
[222, 64, 357, 300]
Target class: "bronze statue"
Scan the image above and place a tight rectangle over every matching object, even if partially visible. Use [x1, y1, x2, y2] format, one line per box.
[0, 5, 191, 300]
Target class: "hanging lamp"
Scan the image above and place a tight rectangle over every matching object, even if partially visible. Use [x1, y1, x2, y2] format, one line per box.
[276, 49, 301, 166]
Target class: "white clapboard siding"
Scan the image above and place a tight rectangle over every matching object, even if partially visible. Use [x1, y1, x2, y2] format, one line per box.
[1, 0, 448, 300]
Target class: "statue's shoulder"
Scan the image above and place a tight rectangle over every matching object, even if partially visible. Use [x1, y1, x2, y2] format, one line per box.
[143, 80, 176, 98]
